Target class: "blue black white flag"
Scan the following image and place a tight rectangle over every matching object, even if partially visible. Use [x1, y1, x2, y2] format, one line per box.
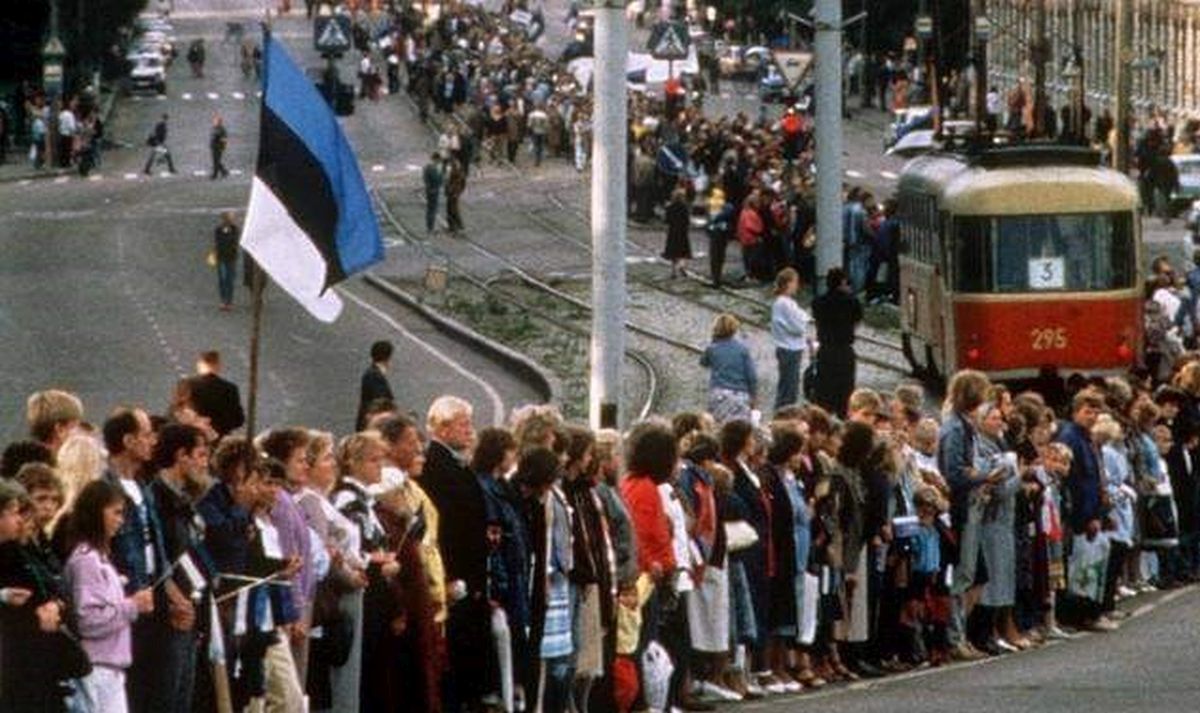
[241, 32, 383, 322]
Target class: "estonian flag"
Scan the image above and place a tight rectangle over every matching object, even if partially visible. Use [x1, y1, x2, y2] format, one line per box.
[241, 32, 384, 322]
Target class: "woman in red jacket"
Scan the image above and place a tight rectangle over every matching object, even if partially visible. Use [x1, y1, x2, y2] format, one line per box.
[619, 422, 684, 709]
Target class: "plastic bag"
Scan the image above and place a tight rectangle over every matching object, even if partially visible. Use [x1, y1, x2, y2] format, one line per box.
[641, 640, 675, 712]
[1067, 533, 1110, 604]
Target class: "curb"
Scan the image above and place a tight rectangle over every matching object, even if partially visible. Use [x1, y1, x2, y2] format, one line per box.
[362, 272, 562, 408]
[0, 88, 121, 185]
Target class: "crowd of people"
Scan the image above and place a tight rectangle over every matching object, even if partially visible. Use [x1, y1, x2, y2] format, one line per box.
[2, 311, 1199, 713]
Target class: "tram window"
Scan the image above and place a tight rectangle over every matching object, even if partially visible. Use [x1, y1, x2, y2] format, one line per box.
[953, 212, 1135, 293]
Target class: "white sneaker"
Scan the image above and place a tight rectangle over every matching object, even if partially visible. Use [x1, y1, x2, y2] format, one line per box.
[1117, 585, 1137, 599]
[744, 681, 767, 697]
[782, 680, 803, 693]
[995, 638, 1019, 653]
[698, 680, 742, 702]
[1045, 625, 1073, 640]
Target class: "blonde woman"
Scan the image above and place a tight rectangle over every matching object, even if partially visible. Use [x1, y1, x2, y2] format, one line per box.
[700, 313, 758, 424]
[53, 432, 105, 530]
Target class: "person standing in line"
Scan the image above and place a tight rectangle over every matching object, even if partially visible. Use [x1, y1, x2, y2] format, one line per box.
[214, 212, 239, 310]
[811, 267, 862, 417]
[64, 480, 156, 713]
[143, 113, 176, 175]
[356, 340, 395, 431]
[770, 268, 812, 411]
[210, 113, 229, 180]
[423, 152, 445, 234]
[445, 157, 467, 234]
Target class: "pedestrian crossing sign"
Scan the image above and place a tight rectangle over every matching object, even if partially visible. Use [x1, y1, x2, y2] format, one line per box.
[648, 21, 690, 61]
[314, 15, 352, 55]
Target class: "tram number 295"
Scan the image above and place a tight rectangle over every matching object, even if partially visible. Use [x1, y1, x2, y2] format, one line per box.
[1030, 327, 1068, 351]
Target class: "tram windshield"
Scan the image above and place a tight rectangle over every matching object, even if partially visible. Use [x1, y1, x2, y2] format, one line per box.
[954, 212, 1136, 293]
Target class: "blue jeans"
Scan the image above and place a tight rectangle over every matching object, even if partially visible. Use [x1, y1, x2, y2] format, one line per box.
[539, 656, 573, 713]
[217, 259, 236, 305]
[775, 347, 802, 410]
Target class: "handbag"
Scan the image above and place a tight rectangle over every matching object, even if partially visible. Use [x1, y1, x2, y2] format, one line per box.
[724, 520, 760, 552]
[802, 362, 818, 400]
[206, 249, 218, 267]
[311, 578, 355, 667]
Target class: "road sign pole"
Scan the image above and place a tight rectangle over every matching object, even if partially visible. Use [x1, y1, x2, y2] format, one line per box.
[590, 1, 628, 429]
[815, 0, 844, 293]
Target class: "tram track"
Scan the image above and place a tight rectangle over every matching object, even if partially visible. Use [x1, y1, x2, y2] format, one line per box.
[399, 106, 911, 379]
[370, 188, 660, 422]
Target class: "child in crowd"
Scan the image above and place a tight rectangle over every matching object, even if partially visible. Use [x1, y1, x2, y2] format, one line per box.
[905, 486, 952, 666]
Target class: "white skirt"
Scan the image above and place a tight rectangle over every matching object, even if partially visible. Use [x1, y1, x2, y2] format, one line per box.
[687, 566, 730, 653]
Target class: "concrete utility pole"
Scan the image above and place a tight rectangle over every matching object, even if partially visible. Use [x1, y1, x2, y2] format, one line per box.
[814, 0, 843, 292]
[589, 0, 628, 429]
[1115, 0, 1133, 173]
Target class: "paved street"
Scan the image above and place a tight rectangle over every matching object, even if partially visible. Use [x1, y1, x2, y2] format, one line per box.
[0, 11, 542, 441]
[757, 586, 1200, 713]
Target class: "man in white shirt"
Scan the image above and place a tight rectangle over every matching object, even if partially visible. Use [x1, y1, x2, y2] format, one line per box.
[57, 99, 78, 168]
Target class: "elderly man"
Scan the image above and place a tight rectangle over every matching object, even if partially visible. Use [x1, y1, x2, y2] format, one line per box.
[421, 395, 488, 712]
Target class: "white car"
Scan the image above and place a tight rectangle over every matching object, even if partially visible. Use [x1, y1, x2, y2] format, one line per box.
[129, 55, 167, 94]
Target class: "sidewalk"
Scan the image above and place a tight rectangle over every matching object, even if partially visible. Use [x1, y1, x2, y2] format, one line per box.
[0, 87, 122, 184]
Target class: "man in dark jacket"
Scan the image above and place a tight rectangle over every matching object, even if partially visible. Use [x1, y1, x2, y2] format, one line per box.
[420, 395, 488, 712]
[188, 350, 246, 438]
[356, 340, 395, 430]
[811, 267, 863, 416]
[143, 113, 177, 174]
[142, 424, 210, 713]
[1055, 388, 1118, 631]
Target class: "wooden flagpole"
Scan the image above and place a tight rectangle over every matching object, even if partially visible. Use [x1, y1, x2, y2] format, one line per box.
[246, 265, 264, 439]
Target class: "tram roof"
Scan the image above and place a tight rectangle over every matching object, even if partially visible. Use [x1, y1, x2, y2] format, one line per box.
[898, 146, 1139, 215]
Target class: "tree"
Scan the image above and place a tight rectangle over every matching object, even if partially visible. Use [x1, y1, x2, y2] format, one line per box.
[0, 0, 147, 93]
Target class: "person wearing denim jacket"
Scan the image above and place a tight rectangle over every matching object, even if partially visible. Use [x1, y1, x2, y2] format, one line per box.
[701, 314, 758, 424]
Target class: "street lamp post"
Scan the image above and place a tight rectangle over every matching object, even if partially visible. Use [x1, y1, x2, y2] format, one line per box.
[588, 0, 628, 429]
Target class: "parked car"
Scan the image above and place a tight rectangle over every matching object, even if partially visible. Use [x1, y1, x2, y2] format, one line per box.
[129, 54, 167, 94]
[884, 105, 934, 150]
[1170, 154, 1200, 210]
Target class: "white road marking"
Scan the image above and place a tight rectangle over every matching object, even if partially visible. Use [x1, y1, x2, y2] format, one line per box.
[230, 169, 245, 176]
[53, 176, 70, 184]
[87, 174, 103, 181]
[159, 171, 172, 178]
[193, 170, 208, 177]
[18, 179, 31, 186]
[124, 173, 140, 180]
[156, 94, 167, 101]
[371, 164, 386, 172]
[182, 92, 194, 100]
[846, 169, 865, 178]
[255, 91, 263, 98]
[880, 170, 899, 180]
[232, 91, 246, 100]
[339, 285, 506, 426]
[405, 163, 421, 172]
[207, 92, 220, 100]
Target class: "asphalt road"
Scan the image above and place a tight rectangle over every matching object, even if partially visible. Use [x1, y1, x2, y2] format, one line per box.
[0, 11, 542, 442]
[753, 586, 1200, 713]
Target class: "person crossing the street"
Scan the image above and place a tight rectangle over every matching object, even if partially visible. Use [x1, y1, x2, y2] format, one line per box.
[210, 113, 229, 180]
[143, 113, 177, 175]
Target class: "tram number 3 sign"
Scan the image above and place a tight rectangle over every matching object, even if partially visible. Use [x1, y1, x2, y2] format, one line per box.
[1030, 327, 1068, 351]
[1028, 257, 1065, 290]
